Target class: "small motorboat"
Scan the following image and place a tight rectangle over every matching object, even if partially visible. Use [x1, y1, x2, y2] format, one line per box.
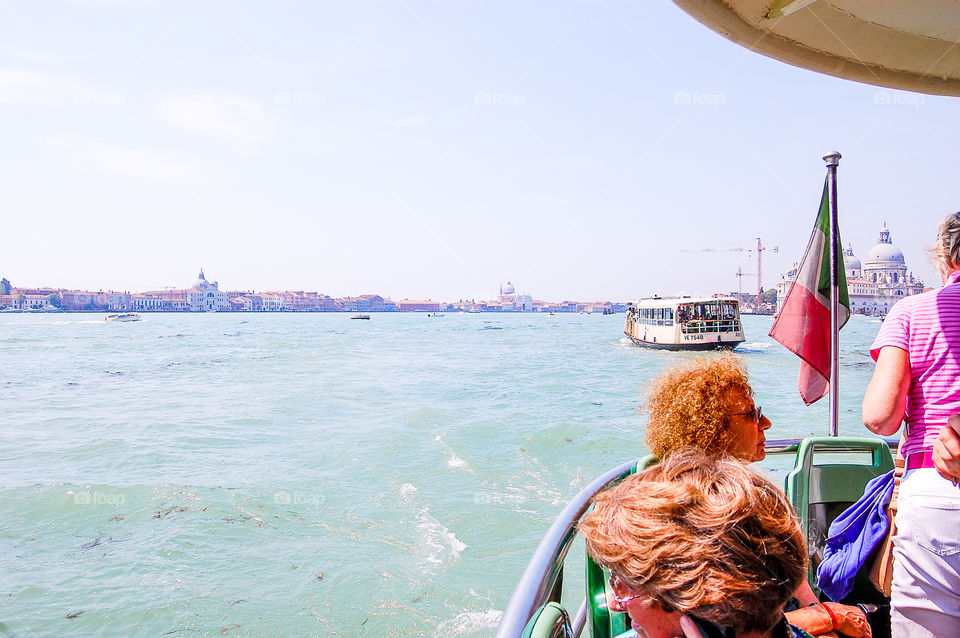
[105, 313, 142, 322]
[350, 314, 371, 320]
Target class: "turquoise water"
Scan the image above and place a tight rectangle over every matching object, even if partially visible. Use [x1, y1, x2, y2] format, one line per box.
[0, 312, 883, 637]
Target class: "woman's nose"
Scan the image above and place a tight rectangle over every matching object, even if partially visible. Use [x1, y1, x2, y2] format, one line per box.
[759, 414, 772, 431]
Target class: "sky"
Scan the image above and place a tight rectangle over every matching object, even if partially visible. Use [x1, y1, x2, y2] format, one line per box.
[2, 1, 957, 302]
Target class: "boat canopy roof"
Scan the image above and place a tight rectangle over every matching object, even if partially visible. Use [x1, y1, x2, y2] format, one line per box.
[632, 295, 738, 307]
[672, 0, 960, 97]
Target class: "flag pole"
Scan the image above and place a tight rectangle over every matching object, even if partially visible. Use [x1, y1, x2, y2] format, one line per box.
[823, 151, 842, 437]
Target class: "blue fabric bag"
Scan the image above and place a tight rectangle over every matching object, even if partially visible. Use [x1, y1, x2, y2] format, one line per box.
[816, 469, 895, 601]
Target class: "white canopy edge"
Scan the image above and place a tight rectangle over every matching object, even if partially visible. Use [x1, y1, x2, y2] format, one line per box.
[672, 0, 960, 96]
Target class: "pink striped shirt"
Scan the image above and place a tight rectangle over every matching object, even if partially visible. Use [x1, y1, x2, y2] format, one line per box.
[871, 269, 960, 457]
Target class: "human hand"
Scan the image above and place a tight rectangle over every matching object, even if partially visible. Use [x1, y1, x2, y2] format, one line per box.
[933, 414, 960, 484]
[678, 615, 706, 638]
[784, 603, 871, 638]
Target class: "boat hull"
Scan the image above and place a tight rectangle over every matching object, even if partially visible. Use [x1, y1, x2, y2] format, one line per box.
[625, 333, 741, 351]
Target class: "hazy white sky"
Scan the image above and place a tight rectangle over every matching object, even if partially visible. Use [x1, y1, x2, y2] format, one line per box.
[2, 1, 955, 301]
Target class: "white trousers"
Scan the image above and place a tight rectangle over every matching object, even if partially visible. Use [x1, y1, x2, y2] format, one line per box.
[891, 468, 960, 638]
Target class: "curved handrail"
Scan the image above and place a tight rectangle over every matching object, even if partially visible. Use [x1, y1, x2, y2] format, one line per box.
[495, 436, 899, 637]
[494, 457, 638, 638]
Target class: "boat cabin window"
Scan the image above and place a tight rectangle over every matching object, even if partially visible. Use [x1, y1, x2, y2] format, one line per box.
[678, 301, 742, 334]
[633, 306, 675, 326]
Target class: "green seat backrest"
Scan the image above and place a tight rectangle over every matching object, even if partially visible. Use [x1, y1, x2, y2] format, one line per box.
[585, 454, 657, 638]
[784, 436, 894, 594]
[521, 602, 573, 638]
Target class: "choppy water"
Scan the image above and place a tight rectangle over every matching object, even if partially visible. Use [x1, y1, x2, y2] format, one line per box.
[0, 312, 883, 637]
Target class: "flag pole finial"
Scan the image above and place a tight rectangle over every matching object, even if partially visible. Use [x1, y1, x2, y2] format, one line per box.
[823, 151, 842, 166]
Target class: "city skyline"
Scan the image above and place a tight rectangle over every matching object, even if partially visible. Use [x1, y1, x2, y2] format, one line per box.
[2, 2, 955, 301]
[0, 269, 627, 314]
[1, 269, 625, 305]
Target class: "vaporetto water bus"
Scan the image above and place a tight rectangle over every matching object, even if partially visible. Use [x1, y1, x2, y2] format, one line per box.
[623, 296, 744, 350]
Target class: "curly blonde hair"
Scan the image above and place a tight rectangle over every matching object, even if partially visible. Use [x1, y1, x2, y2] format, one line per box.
[579, 448, 806, 633]
[645, 354, 751, 459]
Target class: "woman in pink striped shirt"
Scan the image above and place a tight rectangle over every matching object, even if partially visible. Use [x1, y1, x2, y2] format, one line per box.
[863, 212, 960, 638]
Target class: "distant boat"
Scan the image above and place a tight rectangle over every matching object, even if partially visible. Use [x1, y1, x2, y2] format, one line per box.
[105, 313, 142, 322]
[350, 314, 371, 320]
[427, 313, 445, 317]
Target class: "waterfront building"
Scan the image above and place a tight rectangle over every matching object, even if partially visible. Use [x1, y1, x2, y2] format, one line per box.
[261, 294, 284, 312]
[497, 280, 517, 311]
[229, 296, 254, 312]
[187, 270, 230, 312]
[61, 291, 98, 310]
[357, 294, 385, 312]
[9, 292, 55, 310]
[776, 224, 925, 316]
[395, 299, 440, 312]
[130, 294, 164, 312]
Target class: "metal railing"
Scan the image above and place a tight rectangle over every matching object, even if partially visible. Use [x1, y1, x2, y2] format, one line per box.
[494, 457, 637, 638]
[680, 319, 741, 334]
[495, 436, 899, 638]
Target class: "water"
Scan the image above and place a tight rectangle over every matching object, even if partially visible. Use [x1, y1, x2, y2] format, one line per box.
[0, 312, 884, 637]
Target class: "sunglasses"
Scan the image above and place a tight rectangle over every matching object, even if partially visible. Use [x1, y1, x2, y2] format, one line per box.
[733, 405, 762, 423]
[608, 575, 644, 607]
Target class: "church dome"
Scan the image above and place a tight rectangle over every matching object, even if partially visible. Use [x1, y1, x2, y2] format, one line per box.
[867, 244, 905, 263]
[193, 270, 208, 289]
[865, 225, 905, 265]
[843, 245, 862, 271]
[502, 280, 515, 295]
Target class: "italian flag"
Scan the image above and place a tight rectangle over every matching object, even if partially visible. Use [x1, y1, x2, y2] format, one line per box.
[769, 181, 849, 405]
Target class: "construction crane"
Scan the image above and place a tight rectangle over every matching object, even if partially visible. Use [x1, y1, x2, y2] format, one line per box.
[681, 238, 778, 311]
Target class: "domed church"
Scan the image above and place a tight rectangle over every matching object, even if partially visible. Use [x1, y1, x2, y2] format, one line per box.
[776, 224, 924, 317]
[845, 224, 923, 315]
[187, 269, 230, 312]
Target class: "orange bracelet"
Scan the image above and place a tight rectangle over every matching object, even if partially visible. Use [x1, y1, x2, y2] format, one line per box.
[819, 602, 839, 632]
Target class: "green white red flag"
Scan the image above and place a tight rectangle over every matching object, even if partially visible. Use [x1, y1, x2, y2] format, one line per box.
[769, 180, 850, 405]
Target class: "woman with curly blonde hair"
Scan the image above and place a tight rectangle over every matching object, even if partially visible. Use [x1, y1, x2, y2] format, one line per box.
[645, 353, 771, 462]
[580, 448, 810, 637]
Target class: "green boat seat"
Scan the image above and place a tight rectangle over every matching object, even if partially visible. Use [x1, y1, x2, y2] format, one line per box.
[520, 601, 573, 638]
[783, 436, 894, 605]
